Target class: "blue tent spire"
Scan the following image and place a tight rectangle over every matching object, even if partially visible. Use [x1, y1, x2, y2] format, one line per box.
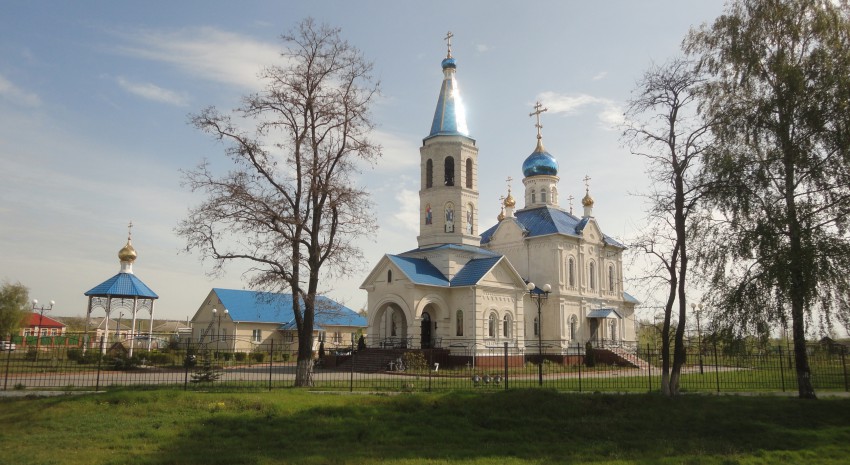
[427, 32, 469, 138]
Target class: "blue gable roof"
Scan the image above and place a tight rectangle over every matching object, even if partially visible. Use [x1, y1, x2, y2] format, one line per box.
[451, 257, 502, 286]
[85, 272, 158, 299]
[480, 206, 624, 248]
[387, 256, 450, 287]
[212, 288, 366, 327]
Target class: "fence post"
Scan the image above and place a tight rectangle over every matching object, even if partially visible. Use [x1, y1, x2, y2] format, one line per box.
[183, 338, 190, 391]
[3, 333, 12, 391]
[268, 339, 273, 392]
[503, 342, 509, 391]
[95, 336, 104, 392]
[350, 335, 355, 393]
[713, 340, 720, 393]
[647, 344, 652, 393]
[842, 347, 848, 393]
[578, 354, 582, 393]
[778, 345, 786, 392]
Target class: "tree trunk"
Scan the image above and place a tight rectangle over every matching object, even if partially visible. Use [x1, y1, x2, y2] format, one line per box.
[294, 333, 314, 387]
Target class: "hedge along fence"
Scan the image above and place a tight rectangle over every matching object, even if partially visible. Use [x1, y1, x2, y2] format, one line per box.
[2, 334, 848, 394]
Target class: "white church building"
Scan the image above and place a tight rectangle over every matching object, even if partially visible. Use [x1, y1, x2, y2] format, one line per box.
[360, 37, 637, 365]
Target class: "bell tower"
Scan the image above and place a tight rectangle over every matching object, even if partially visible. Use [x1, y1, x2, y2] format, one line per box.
[418, 32, 480, 248]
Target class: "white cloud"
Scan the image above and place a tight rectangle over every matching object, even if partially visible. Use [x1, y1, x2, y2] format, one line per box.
[0, 73, 41, 107]
[113, 27, 281, 90]
[536, 91, 623, 130]
[371, 129, 419, 171]
[592, 71, 608, 81]
[116, 76, 189, 106]
[475, 43, 491, 53]
[392, 189, 420, 234]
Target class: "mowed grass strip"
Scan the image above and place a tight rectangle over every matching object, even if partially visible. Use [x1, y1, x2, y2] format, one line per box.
[1, 389, 849, 465]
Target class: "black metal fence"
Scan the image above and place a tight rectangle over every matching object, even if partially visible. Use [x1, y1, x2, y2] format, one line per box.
[1, 332, 847, 393]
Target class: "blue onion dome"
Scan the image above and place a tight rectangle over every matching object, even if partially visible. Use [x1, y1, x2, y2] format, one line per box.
[522, 141, 559, 177]
[441, 57, 456, 69]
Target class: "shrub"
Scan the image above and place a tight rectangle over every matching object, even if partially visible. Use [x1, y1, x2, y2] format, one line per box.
[66, 348, 83, 362]
[24, 348, 38, 361]
[402, 352, 428, 371]
[585, 342, 595, 368]
[222, 352, 232, 361]
[252, 352, 265, 363]
[234, 352, 247, 362]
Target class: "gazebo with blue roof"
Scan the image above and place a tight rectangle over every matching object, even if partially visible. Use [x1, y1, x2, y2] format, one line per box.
[84, 223, 158, 355]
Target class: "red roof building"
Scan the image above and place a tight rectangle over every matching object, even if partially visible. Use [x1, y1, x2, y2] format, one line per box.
[22, 312, 66, 337]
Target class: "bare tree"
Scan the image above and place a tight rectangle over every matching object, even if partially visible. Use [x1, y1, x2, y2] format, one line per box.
[177, 19, 381, 386]
[623, 58, 713, 396]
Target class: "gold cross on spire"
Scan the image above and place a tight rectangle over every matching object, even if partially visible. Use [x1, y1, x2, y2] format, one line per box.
[127, 220, 133, 240]
[444, 31, 454, 58]
[529, 101, 548, 141]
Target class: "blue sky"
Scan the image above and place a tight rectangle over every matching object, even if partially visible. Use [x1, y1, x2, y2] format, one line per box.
[0, 1, 726, 322]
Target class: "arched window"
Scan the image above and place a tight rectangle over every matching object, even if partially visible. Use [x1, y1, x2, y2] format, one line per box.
[456, 310, 463, 336]
[608, 265, 615, 290]
[531, 191, 536, 203]
[444, 157, 455, 186]
[503, 314, 512, 338]
[568, 258, 575, 287]
[488, 313, 497, 337]
[610, 320, 618, 341]
[589, 262, 596, 290]
[533, 316, 539, 337]
[569, 315, 577, 340]
[465, 158, 473, 188]
[426, 159, 433, 188]
[387, 269, 392, 283]
[541, 188, 547, 203]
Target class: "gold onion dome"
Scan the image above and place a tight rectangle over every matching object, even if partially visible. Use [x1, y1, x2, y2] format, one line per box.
[118, 240, 137, 263]
[498, 207, 506, 222]
[582, 192, 595, 207]
[504, 192, 516, 208]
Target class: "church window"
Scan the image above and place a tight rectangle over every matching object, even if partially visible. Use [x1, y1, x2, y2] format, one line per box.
[387, 269, 392, 283]
[456, 310, 463, 336]
[503, 314, 512, 338]
[608, 265, 615, 290]
[541, 188, 547, 203]
[488, 313, 497, 338]
[465, 158, 473, 188]
[569, 315, 578, 340]
[426, 159, 433, 188]
[444, 157, 455, 186]
[531, 191, 536, 203]
[568, 258, 575, 287]
[610, 320, 618, 341]
[533, 317, 539, 337]
[589, 262, 596, 290]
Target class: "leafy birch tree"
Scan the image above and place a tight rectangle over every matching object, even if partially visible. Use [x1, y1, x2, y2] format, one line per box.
[686, 0, 850, 399]
[624, 59, 713, 396]
[177, 19, 381, 386]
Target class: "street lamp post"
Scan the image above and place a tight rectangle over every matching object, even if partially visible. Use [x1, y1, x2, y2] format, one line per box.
[526, 282, 551, 386]
[212, 308, 229, 354]
[32, 299, 55, 359]
[691, 302, 704, 374]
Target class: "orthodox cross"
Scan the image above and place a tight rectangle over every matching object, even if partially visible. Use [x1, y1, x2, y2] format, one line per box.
[567, 195, 574, 214]
[127, 220, 133, 241]
[583, 175, 592, 193]
[529, 101, 548, 140]
[444, 31, 454, 58]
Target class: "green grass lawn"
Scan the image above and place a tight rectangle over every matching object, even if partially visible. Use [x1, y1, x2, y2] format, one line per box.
[1, 389, 849, 464]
